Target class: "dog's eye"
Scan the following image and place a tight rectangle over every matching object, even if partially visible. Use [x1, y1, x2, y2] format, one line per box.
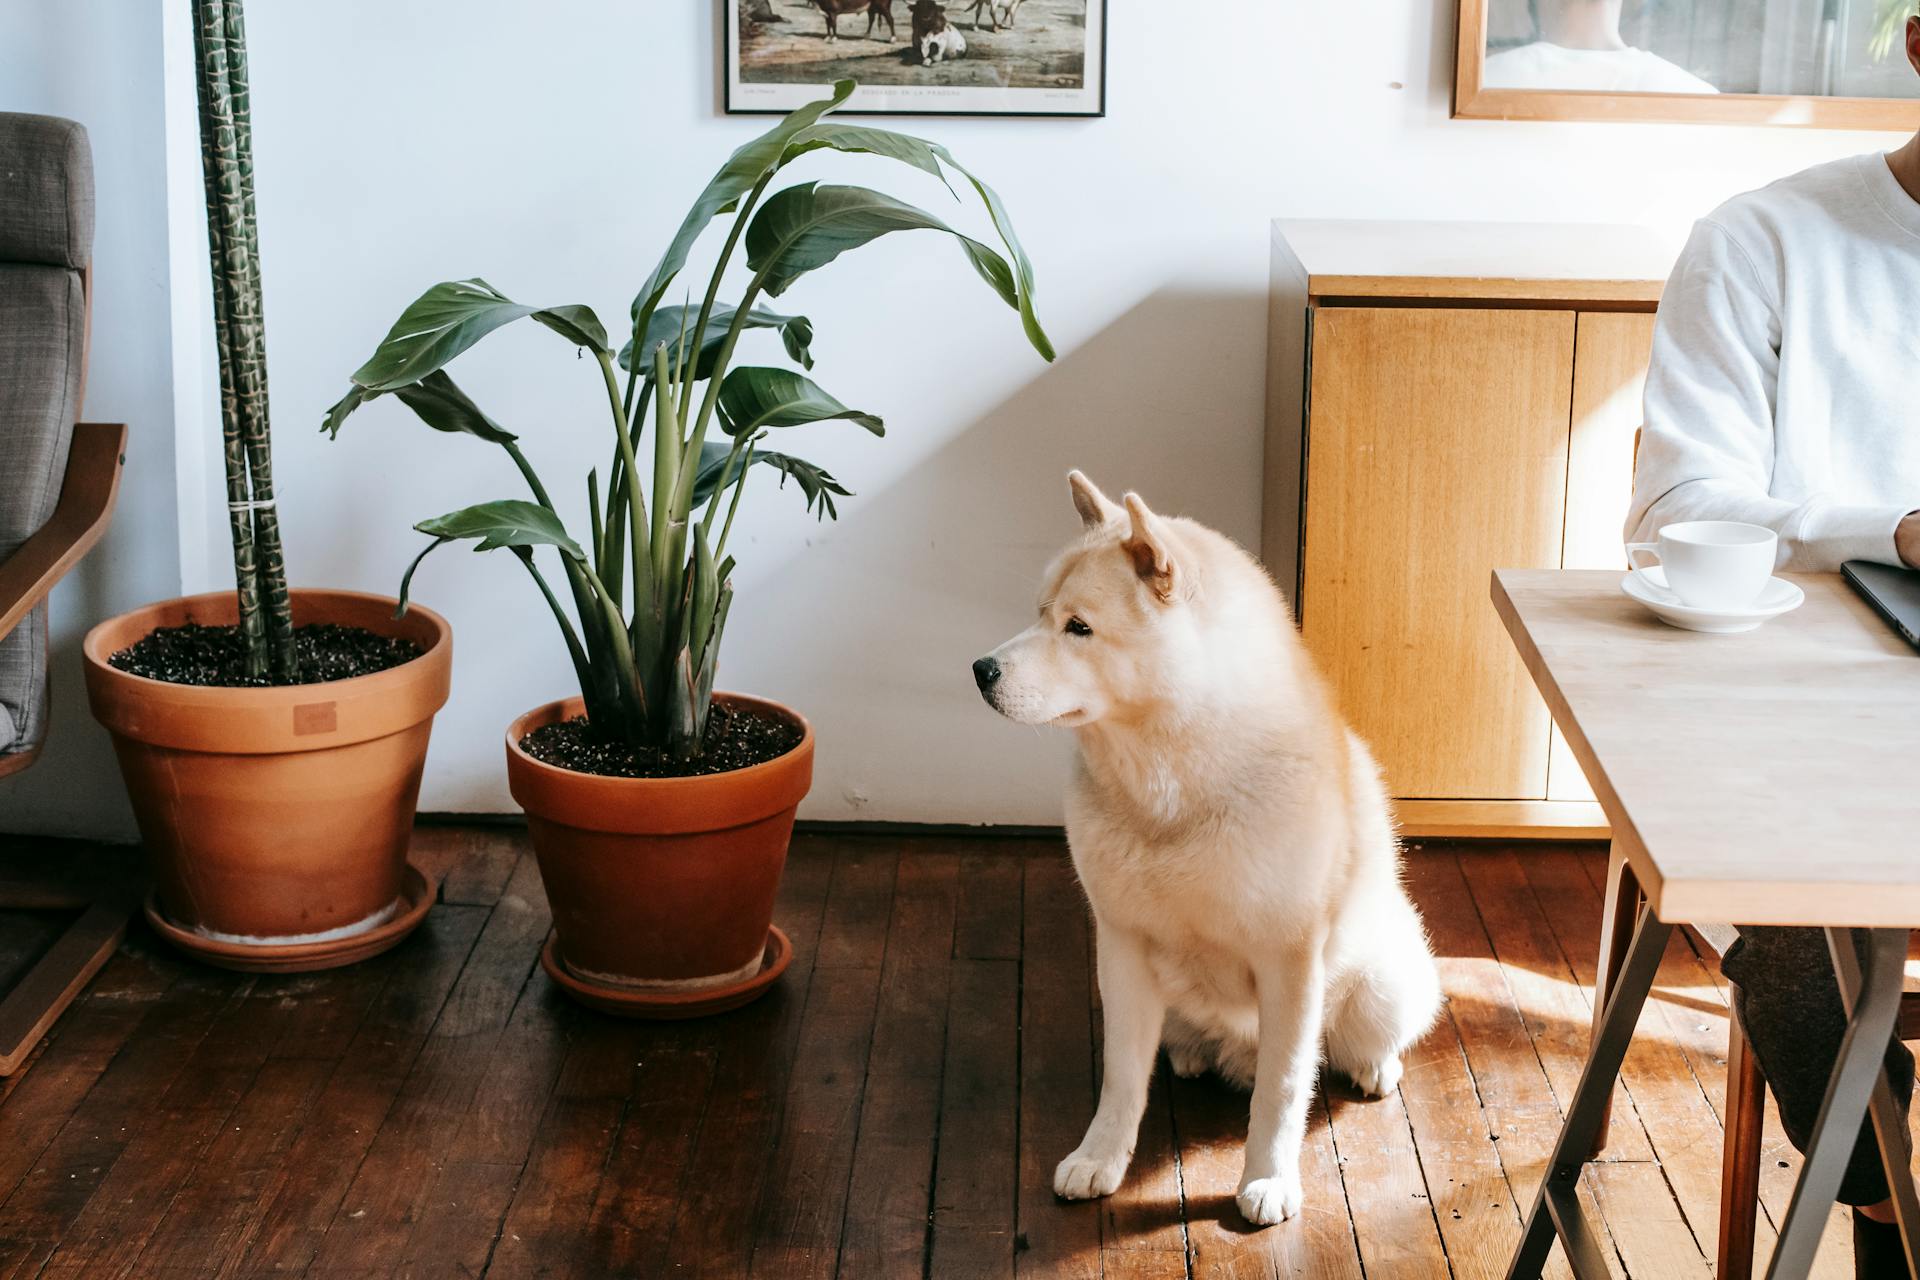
[1064, 617, 1093, 638]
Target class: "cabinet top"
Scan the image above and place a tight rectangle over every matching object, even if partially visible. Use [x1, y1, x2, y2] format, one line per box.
[1274, 219, 1682, 305]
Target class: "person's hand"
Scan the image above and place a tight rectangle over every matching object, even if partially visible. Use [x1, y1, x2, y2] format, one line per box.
[1899, 512, 1920, 569]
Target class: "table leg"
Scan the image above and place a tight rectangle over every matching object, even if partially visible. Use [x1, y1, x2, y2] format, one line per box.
[1827, 927, 1920, 1275]
[1765, 927, 1909, 1279]
[1506, 901, 1674, 1280]
[1589, 844, 1642, 1159]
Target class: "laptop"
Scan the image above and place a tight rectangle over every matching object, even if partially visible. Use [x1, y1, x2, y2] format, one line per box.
[1842, 560, 1920, 650]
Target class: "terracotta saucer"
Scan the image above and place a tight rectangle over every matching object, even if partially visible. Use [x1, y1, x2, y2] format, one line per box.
[541, 926, 792, 1020]
[143, 862, 436, 974]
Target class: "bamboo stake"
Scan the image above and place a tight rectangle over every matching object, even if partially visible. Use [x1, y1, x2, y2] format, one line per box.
[191, 0, 267, 674]
[215, 0, 296, 675]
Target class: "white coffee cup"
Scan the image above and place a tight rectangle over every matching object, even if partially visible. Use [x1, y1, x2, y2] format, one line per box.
[1626, 521, 1778, 611]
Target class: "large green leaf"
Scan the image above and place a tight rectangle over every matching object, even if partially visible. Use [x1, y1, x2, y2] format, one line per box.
[617, 304, 814, 377]
[322, 370, 517, 444]
[780, 123, 953, 192]
[773, 123, 1053, 362]
[628, 79, 855, 334]
[351, 279, 608, 391]
[690, 441, 853, 520]
[398, 499, 585, 611]
[717, 366, 882, 437]
[744, 182, 1019, 309]
[928, 144, 1054, 362]
[415, 500, 585, 558]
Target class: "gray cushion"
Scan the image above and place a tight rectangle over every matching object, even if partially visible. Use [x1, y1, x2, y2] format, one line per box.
[0, 114, 91, 761]
[0, 114, 93, 269]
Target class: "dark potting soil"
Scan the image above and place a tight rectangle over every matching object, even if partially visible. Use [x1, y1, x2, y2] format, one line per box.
[109, 622, 423, 687]
[520, 703, 803, 779]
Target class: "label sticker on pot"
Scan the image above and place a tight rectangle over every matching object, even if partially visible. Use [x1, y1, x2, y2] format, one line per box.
[294, 702, 338, 736]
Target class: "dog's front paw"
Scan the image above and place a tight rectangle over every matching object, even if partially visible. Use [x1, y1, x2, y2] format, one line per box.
[1349, 1055, 1404, 1099]
[1236, 1170, 1303, 1225]
[1054, 1146, 1130, 1200]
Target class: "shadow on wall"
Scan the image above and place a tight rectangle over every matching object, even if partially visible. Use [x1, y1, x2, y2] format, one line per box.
[732, 283, 1270, 825]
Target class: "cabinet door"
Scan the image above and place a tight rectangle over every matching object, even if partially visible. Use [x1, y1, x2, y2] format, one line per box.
[1301, 306, 1575, 800]
[1548, 310, 1658, 801]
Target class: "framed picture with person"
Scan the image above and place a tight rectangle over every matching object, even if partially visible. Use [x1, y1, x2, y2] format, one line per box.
[726, 0, 1107, 116]
[1455, 0, 1920, 129]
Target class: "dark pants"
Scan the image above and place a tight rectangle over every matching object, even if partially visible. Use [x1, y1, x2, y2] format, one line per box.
[1722, 926, 1915, 1206]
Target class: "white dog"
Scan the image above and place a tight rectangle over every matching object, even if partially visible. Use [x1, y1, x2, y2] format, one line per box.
[920, 21, 966, 63]
[974, 472, 1442, 1226]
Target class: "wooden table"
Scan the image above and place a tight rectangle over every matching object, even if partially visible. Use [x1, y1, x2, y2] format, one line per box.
[1491, 569, 1920, 1279]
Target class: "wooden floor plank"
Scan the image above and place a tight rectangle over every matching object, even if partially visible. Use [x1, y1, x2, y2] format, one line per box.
[566, 1038, 717, 1280]
[1456, 849, 1656, 1163]
[413, 824, 524, 907]
[234, 903, 489, 1275]
[309, 853, 553, 1274]
[1016, 853, 1103, 1280]
[0, 945, 175, 1205]
[747, 846, 894, 1278]
[954, 851, 1022, 962]
[930, 955, 1021, 1278]
[0, 947, 245, 1269]
[838, 850, 960, 1280]
[1412, 847, 1613, 1280]
[659, 844, 836, 1278]
[1324, 1081, 1450, 1278]
[484, 1095, 625, 1279]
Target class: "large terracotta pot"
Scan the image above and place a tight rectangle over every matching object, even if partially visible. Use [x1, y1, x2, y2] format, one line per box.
[505, 693, 813, 997]
[83, 589, 451, 942]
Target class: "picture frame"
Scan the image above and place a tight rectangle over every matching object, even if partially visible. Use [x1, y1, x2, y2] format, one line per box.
[1454, 0, 1920, 130]
[725, 0, 1107, 118]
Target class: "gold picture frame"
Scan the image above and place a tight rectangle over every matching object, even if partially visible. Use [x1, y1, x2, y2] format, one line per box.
[1454, 0, 1920, 129]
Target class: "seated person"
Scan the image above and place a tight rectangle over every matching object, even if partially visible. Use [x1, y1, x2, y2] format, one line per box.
[1485, 0, 1718, 93]
[1626, 14, 1920, 1274]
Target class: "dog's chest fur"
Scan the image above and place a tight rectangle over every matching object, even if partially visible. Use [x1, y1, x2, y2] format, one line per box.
[1063, 716, 1343, 967]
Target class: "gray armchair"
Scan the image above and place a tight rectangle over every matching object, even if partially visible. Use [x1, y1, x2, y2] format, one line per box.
[1, 112, 123, 771]
[0, 112, 130, 1074]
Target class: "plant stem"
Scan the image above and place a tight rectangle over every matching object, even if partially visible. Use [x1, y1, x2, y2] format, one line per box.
[513, 549, 593, 699]
[595, 349, 651, 612]
[716, 437, 758, 565]
[503, 441, 556, 511]
[672, 270, 769, 518]
[699, 437, 747, 537]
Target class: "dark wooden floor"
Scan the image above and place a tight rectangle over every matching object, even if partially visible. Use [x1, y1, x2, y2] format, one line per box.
[0, 829, 1867, 1278]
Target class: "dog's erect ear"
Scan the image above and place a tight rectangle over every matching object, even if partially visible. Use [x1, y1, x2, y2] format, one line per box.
[1121, 493, 1178, 601]
[1068, 470, 1123, 530]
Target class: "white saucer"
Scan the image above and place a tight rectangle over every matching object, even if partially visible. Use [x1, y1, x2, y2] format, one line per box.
[1622, 567, 1804, 634]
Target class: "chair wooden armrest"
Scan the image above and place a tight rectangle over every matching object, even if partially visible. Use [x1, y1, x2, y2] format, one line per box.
[0, 423, 133, 1074]
[0, 421, 127, 640]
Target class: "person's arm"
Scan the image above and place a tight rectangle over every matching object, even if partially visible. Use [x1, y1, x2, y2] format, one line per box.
[1898, 513, 1920, 569]
[1626, 219, 1914, 571]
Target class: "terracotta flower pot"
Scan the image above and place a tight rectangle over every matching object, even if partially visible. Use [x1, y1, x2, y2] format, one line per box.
[505, 693, 814, 1005]
[83, 589, 451, 944]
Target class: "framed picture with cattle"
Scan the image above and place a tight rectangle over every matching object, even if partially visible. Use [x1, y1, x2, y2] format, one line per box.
[727, 0, 1107, 117]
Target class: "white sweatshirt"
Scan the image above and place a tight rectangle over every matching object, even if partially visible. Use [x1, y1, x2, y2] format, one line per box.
[1627, 151, 1920, 571]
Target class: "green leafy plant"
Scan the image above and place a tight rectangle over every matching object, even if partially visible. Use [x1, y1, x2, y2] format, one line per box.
[325, 80, 1053, 759]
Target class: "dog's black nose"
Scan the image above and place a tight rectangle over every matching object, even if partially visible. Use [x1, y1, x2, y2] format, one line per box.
[972, 656, 1001, 692]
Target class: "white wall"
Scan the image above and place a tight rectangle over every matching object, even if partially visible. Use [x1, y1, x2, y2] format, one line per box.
[0, 0, 183, 838]
[5, 0, 1909, 834]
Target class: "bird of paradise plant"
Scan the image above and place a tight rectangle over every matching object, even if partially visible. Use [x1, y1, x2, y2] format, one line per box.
[325, 80, 1053, 759]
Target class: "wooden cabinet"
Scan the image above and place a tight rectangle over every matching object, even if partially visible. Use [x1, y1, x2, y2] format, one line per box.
[1263, 221, 1674, 839]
